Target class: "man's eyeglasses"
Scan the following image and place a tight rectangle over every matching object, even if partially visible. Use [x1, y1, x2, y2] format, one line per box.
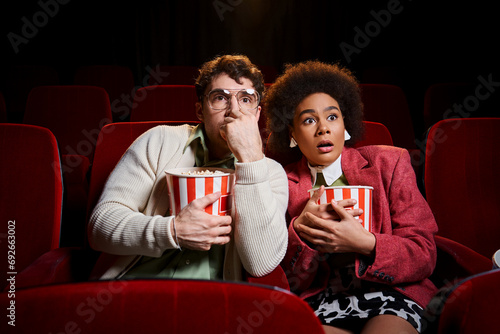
[205, 89, 260, 111]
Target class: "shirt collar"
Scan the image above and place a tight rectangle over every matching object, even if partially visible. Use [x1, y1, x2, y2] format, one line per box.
[183, 124, 235, 169]
[308, 154, 343, 186]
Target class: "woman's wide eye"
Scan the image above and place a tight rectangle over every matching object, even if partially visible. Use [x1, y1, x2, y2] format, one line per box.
[304, 117, 315, 125]
[327, 114, 338, 121]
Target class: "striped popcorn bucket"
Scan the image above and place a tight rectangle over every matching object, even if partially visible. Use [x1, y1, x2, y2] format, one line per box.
[308, 186, 374, 232]
[165, 167, 235, 216]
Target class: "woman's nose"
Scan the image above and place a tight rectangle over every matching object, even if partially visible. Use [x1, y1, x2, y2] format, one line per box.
[316, 120, 330, 135]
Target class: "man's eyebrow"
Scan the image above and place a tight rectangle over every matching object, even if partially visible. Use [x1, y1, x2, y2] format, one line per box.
[298, 105, 339, 117]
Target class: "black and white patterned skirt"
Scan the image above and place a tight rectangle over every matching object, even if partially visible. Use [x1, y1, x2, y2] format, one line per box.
[305, 264, 424, 333]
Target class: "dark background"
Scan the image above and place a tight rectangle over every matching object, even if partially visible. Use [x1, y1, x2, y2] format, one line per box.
[1, 0, 499, 135]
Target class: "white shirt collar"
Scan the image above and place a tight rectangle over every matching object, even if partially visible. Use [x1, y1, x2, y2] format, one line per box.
[308, 155, 343, 186]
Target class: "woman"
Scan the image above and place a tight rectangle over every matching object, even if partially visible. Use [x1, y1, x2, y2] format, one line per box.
[264, 61, 437, 334]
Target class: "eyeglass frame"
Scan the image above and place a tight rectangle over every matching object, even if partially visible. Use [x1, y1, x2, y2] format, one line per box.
[204, 88, 261, 111]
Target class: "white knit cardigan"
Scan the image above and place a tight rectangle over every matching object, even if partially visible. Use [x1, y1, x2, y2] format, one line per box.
[88, 124, 288, 281]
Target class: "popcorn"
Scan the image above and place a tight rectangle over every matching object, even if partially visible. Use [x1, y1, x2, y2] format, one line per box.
[180, 170, 225, 176]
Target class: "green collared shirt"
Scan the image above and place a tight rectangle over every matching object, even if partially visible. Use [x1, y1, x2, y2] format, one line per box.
[184, 124, 235, 170]
[124, 124, 235, 280]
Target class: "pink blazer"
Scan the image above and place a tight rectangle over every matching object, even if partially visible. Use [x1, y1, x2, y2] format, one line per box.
[282, 145, 438, 308]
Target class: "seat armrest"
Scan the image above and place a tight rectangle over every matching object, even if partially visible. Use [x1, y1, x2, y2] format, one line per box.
[245, 265, 290, 291]
[431, 235, 492, 288]
[13, 247, 99, 290]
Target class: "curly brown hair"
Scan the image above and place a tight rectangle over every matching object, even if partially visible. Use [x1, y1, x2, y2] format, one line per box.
[263, 60, 364, 154]
[195, 54, 265, 104]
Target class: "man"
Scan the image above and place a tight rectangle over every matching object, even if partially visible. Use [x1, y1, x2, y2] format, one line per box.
[88, 55, 288, 281]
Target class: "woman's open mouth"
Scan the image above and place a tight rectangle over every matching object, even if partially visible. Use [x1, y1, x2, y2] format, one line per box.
[317, 140, 333, 153]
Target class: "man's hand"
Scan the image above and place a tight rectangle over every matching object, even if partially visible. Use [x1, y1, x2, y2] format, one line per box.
[219, 107, 264, 162]
[173, 192, 232, 251]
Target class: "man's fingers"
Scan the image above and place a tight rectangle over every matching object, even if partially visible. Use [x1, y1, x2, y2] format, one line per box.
[190, 192, 222, 209]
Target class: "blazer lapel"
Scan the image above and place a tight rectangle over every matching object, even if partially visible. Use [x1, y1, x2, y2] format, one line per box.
[342, 147, 379, 188]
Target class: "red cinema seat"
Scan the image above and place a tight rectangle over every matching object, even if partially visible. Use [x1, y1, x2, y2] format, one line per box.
[74, 65, 136, 122]
[23, 85, 112, 161]
[424, 118, 500, 259]
[360, 83, 416, 150]
[1, 279, 323, 333]
[423, 269, 500, 333]
[130, 85, 199, 122]
[353, 121, 393, 148]
[423, 82, 474, 130]
[0, 124, 63, 290]
[23, 85, 113, 247]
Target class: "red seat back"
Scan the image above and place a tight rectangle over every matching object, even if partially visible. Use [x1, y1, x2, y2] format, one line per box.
[424, 269, 500, 333]
[353, 121, 393, 148]
[0, 124, 63, 289]
[23, 85, 112, 162]
[131, 85, 199, 122]
[0, 279, 323, 333]
[425, 118, 500, 258]
[360, 83, 416, 149]
[423, 82, 473, 130]
[74, 65, 136, 122]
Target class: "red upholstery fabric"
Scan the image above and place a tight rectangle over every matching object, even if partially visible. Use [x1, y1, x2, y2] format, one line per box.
[147, 65, 199, 85]
[130, 85, 199, 122]
[23, 85, 112, 247]
[353, 121, 393, 148]
[0, 124, 63, 289]
[74, 65, 136, 122]
[14, 248, 99, 289]
[23, 85, 112, 161]
[423, 269, 500, 333]
[423, 82, 473, 130]
[1, 280, 323, 333]
[425, 118, 500, 259]
[360, 84, 416, 149]
[431, 235, 492, 289]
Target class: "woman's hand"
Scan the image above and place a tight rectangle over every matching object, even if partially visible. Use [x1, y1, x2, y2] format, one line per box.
[293, 186, 362, 231]
[295, 195, 376, 257]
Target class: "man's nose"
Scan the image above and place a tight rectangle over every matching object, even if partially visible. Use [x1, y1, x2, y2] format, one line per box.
[225, 94, 240, 115]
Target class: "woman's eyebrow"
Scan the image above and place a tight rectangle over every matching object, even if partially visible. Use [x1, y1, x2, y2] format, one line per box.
[298, 105, 339, 117]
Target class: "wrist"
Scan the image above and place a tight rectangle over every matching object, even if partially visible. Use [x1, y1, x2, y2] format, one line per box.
[359, 232, 376, 258]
